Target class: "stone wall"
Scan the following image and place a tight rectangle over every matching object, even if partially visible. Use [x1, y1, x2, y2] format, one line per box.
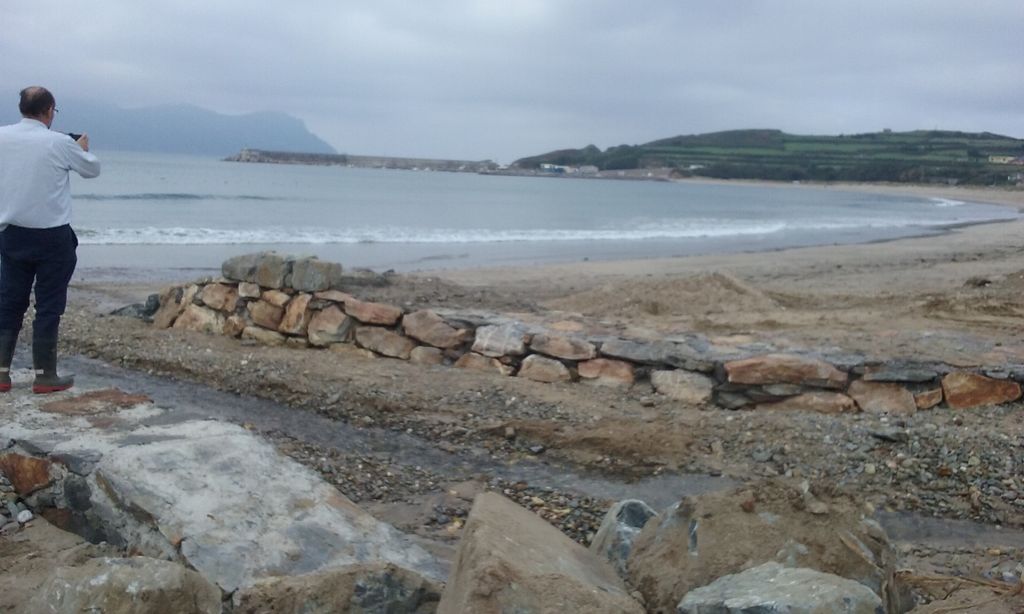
[153, 252, 1024, 414]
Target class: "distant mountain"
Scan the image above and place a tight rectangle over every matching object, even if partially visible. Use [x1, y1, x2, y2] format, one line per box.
[0, 99, 336, 156]
[513, 129, 1024, 185]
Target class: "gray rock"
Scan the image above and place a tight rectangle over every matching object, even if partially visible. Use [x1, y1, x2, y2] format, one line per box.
[23, 556, 222, 614]
[290, 257, 343, 292]
[862, 365, 939, 383]
[222, 252, 266, 283]
[88, 420, 445, 593]
[471, 323, 531, 357]
[589, 499, 657, 579]
[600, 339, 715, 373]
[676, 562, 884, 614]
[254, 252, 294, 289]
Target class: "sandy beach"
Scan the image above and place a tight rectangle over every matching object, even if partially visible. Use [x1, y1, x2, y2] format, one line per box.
[6, 181, 1021, 607]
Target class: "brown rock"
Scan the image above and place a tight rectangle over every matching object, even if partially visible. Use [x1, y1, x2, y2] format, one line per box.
[314, 290, 354, 303]
[344, 298, 403, 325]
[756, 391, 858, 414]
[40, 389, 152, 416]
[518, 354, 572, 383]
[438, 493, 643, 614]
[578, 358, 635, 387]
[285, 337, 309, 349]
[261, 289, 291, 308]
[724, 353, 848, 389]
[529, 333, 597, 361]
[172, 304, 226, 335]
[914, 388, 943, 410]
[234, 563, 441, 614]
[25, 556, 222, 614]
[942, 371, 1022, 409]
[241, 326, 286, 346]
[0, 453, 53, 495]
[199, 283, 239, 312]
[651, 370, 715, 404]
[454, 352, 514, 376]
[410, 346, 445, 366]
[152, 285, 198, 329]
[278, 294, 313, 335]
[237, 282, 262, 298]
[248, 300, 285, 330]
[848, 380, 917, 415]
[355, 327, 417, 359]
[307, 306, 356, 346]
[223, 315, 247, 338]
[401, 310, 468, 349]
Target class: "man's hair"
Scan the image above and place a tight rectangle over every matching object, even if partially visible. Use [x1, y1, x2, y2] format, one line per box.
[19, 86, 55, 117]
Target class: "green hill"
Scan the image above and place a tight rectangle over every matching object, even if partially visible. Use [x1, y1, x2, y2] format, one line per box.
[513, 129, 1024, 185]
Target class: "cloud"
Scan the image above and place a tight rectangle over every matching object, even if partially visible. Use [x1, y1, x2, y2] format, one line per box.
[1, 0, 1020, 161]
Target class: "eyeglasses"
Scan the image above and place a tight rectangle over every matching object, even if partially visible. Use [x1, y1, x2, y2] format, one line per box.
[53, 108, 59, 114]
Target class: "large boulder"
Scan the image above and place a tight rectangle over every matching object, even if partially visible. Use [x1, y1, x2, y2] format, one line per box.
[578, 358, 635, 387]
[454, 352, 514, 376]
[530, 333, 597, 361]
[344, 298, 403, 326]
[471, 323, 531, 357]
[172, 304, 226, 335]
[651, 370, 715, 404]
[626, 480, 899, 613]
[279, 294, 313, 335]
[233, 562, 441, 614]
[723, 354, 848, 389]
[848, 380, 917, 415]
[248, 300, 285, 330]
[437, 493, 644, 614]
[600, 339, 714, 372]
[589, 499, 657, 579]
[254, 252, 293, 289]
[754, 391, 858, 414]
[222, 252, 265, 283]
[152, 285, 198, 329]
[941, 371, 1022, 409]
[518, 354, 572, 383]
[199, 283, 239, 312]
[23, 556, 222, 614]
[676, 562, 884, 614]
[355, 327, 417, 359]
[87, 420, 444, 593]
[402, 310, 469, 349]
[307, 306, 356, 346]
[289, 257, 343, 292]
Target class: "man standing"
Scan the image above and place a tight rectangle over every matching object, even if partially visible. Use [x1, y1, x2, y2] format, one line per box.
[0, 86, 100, 393]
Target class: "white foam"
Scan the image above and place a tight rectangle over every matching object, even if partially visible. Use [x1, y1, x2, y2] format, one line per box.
[930, 197, 966, 207]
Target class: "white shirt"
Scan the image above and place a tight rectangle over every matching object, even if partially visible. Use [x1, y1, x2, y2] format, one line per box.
[0, 118, 101, 231]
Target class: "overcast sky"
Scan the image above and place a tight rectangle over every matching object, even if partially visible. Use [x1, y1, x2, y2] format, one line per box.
[2, 1, 1021, 162]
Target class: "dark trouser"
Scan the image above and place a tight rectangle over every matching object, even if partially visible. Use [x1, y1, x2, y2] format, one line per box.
[0, 224, 78, 340]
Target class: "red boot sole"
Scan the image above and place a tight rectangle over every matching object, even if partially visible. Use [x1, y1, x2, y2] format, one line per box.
[33, 384, 73, 394]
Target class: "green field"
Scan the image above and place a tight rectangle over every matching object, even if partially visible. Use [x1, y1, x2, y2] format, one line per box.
[513, 129, 1024, 185]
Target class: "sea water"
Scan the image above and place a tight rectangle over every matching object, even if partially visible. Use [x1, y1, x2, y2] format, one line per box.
[71, 151, 1018, 279]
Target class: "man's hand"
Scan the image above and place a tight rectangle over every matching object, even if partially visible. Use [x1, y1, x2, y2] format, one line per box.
[76, 134, 90, 152]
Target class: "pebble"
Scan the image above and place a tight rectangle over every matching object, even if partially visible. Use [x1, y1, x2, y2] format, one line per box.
[16, 510, 33, 524]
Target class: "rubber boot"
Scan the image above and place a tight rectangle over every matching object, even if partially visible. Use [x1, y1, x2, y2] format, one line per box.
[32, 337, 74, 394]
[0, 330, 15, 393]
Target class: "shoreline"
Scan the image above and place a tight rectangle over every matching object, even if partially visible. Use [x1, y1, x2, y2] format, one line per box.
[72, 180, 1022, 281]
